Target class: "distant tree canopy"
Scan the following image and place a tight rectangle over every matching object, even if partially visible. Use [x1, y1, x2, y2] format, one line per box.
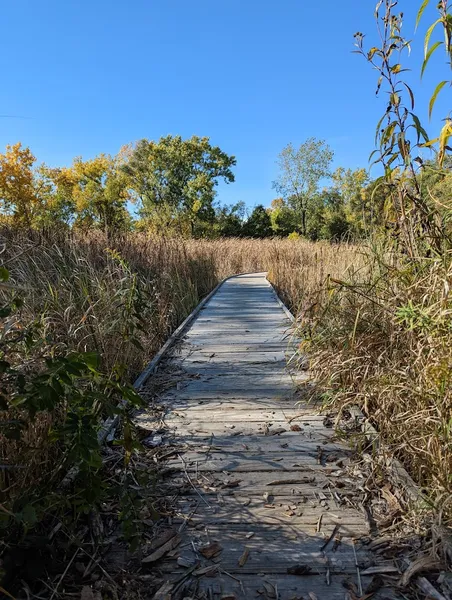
[273, 138, 334, 236]
[121, 135, 236, 234]
[243, 205, 272, 238]
[1, 136, 448, 241]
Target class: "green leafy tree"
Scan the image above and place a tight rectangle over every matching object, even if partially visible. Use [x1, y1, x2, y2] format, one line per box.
[243, 205, 272, 238]
[214, 201, 245, 237]
[319, 189, 350, 241]
[269, 198, 299, 237]
[332, 167, 371, 234]
[35, 165, 76, 228]
[122, 136, 236, 235]
[273, 139, 334, 236]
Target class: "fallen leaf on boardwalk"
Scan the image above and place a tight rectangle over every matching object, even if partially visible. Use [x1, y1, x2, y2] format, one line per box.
[177, 557, 196, 568]
[147, 528, 177, 552]
[199, 542, 223, 559]
[142, 534, 181, 564]
[267, 477, 315, 486]
[238, 547, 250, 567]
[245, 532, 255, 539]
[263, 492, 274, 503]
[194, 565, 218, 577]
[152, 581, 174, 599]
[287, 564, 313, 575]
[269, 427, 286, 435]
[368, 536, 393, 550]
[142, 434, 163, 447]
[290, 424, 302, 432]
[308, 593, 319, 600]
[399, 555, 443, 587]
[360, 565, 399, 576]
[221, 480, 241, 488]
[380, 484, 401, 512]
[262, 581, 277, 599]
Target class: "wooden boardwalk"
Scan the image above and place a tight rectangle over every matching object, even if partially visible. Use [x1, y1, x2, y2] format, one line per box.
[139, 273, 388, 599]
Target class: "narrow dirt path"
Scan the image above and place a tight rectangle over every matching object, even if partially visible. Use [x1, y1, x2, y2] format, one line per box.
[137, 273, 396, 599]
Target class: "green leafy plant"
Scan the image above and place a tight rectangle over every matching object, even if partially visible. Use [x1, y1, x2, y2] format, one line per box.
[0, 254, 147, 571]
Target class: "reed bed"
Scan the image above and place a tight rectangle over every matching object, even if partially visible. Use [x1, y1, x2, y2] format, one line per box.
[2, 228, 449, 525]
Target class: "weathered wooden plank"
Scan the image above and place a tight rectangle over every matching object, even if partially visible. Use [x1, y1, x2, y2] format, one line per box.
[166, 447, 347, 468]
[179, 352, 289, 364]
[160, 389, 298, 401]
[164, 434, 338, 453]
[168, 400, 315, 411]
[161, 536, 373, 574]
[194, 574, 378, 599]
[162, 419, 329, 434]
[169, 400, 304, 411]
[173, 500, 368, 532]
[177, 364, 299, 377]
[195, 314, 291, 322]
[165, 468, 351, 493]
[166, 407, 323, 419]
[175, 343, 297, 352]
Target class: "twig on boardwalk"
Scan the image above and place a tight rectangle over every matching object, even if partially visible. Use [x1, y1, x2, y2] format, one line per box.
[316, 514, 323, 533]
[178, 453, 211, 508]
[221, 569, 246, 596]
[352, 539, 363, 596]
[320, 524, 339, 552]
[178, 501, 200, 533]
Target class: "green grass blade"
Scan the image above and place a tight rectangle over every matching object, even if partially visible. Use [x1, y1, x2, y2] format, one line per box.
[429, 80, 448, 119]
[416, 0, 431, 30]
[421, 40, 442, 78]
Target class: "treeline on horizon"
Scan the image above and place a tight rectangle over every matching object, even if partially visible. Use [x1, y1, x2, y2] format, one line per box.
[2, 134, 450, 242]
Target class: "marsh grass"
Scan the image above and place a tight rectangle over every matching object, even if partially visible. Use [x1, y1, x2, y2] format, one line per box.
[296, 242, 452, 525]
[2, 228, 449, 528]
[1, 230, 358, 513]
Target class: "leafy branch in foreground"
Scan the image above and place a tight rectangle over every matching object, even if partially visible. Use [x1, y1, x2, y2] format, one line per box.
[0, 255, 147, 583]
[416, 0, 452, 164]
[353, 0, 451, 254]
[298, 0, 452, 533]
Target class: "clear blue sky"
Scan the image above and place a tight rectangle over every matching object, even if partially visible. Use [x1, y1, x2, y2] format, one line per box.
[0, 0, 448, 209]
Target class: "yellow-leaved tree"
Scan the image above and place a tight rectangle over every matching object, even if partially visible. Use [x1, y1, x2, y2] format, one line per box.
[0, 143, 41, 227]
[48, 154, 132, 237]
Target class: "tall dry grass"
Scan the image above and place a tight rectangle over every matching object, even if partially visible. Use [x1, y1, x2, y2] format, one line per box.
[1, 230, 358, 382]
[294, 242, 452, 525]
[4, 228, 449, 526]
